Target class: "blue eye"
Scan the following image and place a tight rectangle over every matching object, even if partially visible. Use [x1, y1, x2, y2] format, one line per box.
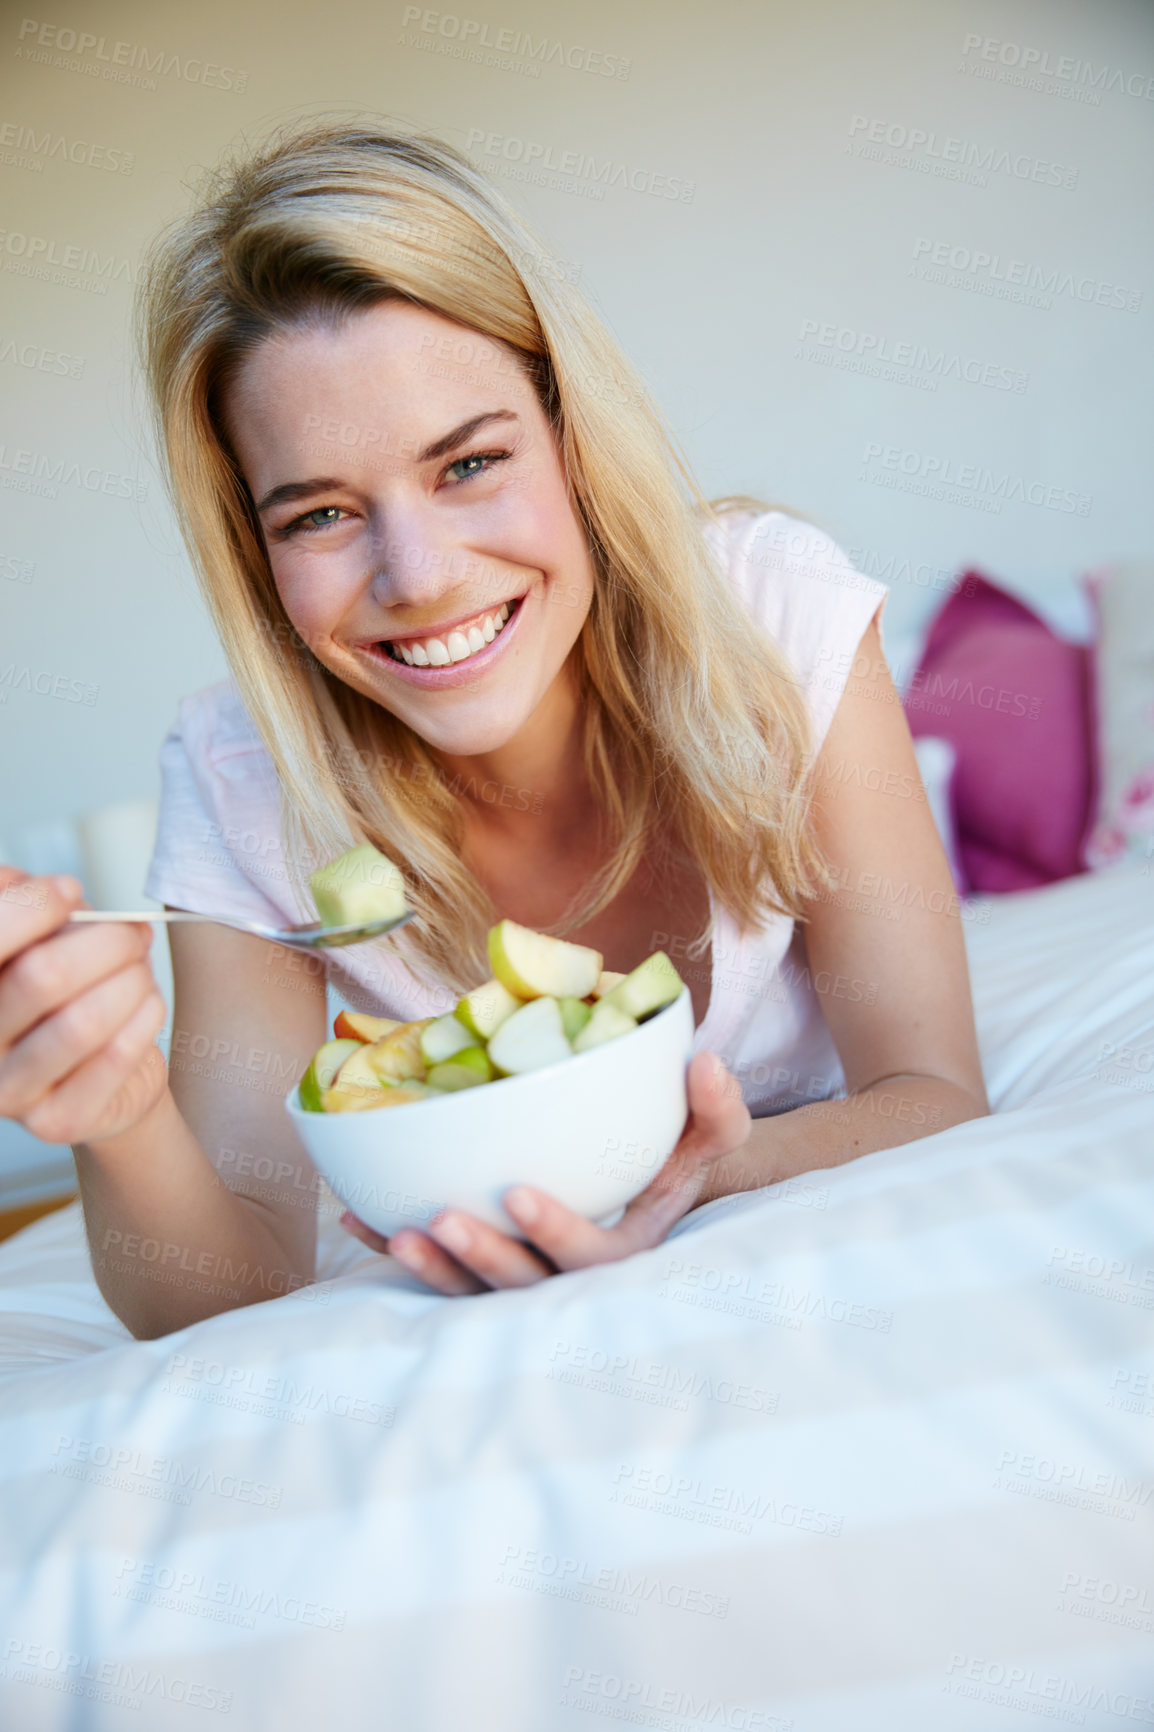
[445, 449, 510, 483]
[280, 506, 348, 537]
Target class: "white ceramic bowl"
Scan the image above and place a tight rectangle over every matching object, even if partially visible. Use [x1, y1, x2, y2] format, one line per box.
[285, 987, 695, 1237]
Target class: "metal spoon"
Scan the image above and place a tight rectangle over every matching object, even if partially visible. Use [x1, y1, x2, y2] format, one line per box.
[67, 908, 416, 951]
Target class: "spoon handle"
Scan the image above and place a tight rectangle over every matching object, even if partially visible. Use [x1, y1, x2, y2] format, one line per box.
[67, 911, 208, 923]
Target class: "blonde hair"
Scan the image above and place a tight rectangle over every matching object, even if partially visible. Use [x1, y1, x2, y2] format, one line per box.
[137, 118, 835, 995]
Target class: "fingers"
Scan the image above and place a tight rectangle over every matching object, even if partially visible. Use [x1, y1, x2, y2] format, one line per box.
[336, 1208, 491, 1293]
[424, 1212, 555, 1289]
[387, 1227, 492, 1296]
[339, 1203, 555, 1295]
[337, 1209, 515, 1295]
[0, 871, 84, 971]
[502, 1187, 624, 1272]
[0, 914, 154, 1050]
[0, 961, 158, 1116]
[21, 990, 169, 1146]
[337, 1212, 391, 1255]
[0, 874, 166, 1146]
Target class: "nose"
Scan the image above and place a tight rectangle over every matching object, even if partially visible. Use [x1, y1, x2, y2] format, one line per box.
[366, 497, 466, 612]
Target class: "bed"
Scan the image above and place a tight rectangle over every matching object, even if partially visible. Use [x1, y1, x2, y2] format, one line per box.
[1, 860, 1152, 1730]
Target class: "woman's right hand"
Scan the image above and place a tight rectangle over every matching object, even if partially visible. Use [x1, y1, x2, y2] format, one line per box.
[0, 868, 169, 1146]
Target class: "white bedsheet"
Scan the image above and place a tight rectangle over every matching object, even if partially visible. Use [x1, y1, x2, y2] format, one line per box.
[1, 865, 1152, 1730]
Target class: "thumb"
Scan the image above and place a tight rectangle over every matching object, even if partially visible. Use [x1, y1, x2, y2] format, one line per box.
[682, 1051, 751, 1160]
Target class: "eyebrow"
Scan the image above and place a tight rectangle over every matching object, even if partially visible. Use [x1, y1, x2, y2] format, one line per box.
[254, 410, 521, 515]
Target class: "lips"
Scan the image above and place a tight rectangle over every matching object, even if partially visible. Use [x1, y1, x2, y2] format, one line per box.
[359, 592, 527, 686]
[381, 598, 517, 666]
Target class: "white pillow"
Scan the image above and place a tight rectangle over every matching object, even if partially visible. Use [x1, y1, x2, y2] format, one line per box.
[1082, 562, 1154, 872]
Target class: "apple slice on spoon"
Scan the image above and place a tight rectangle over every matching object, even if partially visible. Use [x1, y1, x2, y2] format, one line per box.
[309, 843, 408, 929]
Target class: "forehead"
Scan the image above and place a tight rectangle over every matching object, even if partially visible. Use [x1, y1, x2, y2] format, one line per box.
[232, 302, 525, 402]
[221, 301, 534, 465]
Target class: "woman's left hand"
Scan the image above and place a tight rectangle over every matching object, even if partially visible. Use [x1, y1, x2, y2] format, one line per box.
[338, 1050, 752, 1294]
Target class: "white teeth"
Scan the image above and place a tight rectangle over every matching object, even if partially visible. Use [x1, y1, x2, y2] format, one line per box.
[387, 599, 516, 669]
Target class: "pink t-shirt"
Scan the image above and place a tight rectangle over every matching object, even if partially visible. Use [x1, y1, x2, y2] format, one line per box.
[145, 510, 888, 1117]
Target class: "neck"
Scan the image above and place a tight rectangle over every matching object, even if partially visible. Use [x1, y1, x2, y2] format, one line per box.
[431, 662, 597, 852]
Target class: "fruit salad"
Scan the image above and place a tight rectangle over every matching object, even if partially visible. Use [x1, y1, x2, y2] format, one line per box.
[299, 912, 685, 1115]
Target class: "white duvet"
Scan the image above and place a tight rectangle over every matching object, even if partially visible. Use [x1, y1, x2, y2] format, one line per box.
[1, 865, 1152, 1731]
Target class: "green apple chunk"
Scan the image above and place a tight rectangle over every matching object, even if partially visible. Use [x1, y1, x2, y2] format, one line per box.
[309, 843, 408, 929]
[487, 996, 574, 1075]
[419, 1013, 476, 1066]
[299, 1038, 361, 1112]
[425, 1047, 494, 1091]
[591, 970, 626, 1000]
[558, 996, 592, 1041]
[455, 977, 521, 1041]
[572, 1000, 638, 1053]
[488, 919, 602, 1001]
[601, 951, 683, 1021]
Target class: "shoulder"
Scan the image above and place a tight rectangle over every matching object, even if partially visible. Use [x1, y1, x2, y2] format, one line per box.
[161, 678, 279, 802]
[166, 677, 269, 765]
[155, 678, 280, 851]
[706, 506, 888, 639]
[703, 505, 891, 758]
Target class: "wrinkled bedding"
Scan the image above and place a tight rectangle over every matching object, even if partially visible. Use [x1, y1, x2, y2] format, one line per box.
[1, 864, 1152, 1730]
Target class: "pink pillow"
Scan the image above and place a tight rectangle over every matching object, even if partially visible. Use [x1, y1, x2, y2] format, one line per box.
[902, 573, 1096, 893]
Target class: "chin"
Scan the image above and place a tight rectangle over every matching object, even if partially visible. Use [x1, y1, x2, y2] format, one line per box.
[408, 705, 534, 757]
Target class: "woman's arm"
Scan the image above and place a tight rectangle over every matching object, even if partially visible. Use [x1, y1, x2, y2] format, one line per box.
[697, 611, 989, 1202]
[74, 916, 329, 1337]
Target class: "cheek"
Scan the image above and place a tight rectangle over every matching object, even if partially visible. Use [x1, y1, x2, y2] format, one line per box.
[498, 481, 591, 580]
[269, 553, 352, 644]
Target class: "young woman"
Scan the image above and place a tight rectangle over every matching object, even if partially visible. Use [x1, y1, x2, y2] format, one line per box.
[0, 120, 988, 1337]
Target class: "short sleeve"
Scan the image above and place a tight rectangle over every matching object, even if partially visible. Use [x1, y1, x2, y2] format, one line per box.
[718, 510, 890, 764]
[143, 683, 291, 929]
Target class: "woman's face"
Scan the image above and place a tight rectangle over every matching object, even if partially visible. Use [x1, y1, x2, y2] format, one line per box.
[221, 301, 596, 757]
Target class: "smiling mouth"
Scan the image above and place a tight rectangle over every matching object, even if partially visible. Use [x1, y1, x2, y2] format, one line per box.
[377, 596, 521, 667]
